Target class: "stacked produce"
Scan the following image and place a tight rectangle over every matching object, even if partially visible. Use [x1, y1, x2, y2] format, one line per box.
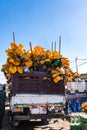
[68, 98, 81, 114]
[81, 102, 87, 112]
[1, 42, 80, 83]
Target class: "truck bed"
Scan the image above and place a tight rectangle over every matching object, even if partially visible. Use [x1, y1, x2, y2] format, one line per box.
[11, 71, 65, 95]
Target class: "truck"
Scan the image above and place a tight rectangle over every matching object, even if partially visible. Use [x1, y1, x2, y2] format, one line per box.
[8, 71, 65, 126]
[0, 84, 6, 129]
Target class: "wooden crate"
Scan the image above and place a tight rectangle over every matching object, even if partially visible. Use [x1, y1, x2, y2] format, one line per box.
[11, 72, 65, 95]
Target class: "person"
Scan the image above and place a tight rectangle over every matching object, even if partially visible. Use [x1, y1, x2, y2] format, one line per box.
[0, 84, 6, 129]
[0, 84, 3, 91]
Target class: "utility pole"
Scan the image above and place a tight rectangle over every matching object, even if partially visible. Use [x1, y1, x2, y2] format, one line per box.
[75, 57, 78, 73]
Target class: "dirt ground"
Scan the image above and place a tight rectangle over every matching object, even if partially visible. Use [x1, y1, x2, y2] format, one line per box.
[2, 106, 71, 130]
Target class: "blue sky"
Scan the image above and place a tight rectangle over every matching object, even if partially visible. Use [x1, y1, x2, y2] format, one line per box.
[0, 0, 87, 83]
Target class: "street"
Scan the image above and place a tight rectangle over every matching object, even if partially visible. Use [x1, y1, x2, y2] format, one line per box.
[1, 107, 70, 130]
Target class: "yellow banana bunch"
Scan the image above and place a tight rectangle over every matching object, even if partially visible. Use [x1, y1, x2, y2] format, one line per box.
[1, 42, 80, 84]
[53, 76, 63, 83]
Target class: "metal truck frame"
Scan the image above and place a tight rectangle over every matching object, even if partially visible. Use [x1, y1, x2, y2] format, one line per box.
[8, 71, 65, 126]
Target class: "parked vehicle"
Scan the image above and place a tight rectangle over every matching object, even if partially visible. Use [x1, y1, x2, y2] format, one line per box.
[8, 71, 65, 126]
[0, 84, 6, 129]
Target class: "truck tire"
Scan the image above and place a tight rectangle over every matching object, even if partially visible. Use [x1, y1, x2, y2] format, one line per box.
[9, 115, 19, 127]
[41, 119, 48, 125]
[0, 117, 3, 130]
[9, 115, 14, 127]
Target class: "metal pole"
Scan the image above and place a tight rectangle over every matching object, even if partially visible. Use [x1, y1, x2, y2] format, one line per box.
[13, 32, 15, 42]
[54, 41, 56, 51]
[52, 41, 53, 52]
[59, 35, 61, 54]
[29, 42, 32, 53]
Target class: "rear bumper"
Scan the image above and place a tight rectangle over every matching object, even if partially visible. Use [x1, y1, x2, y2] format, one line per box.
[14, 113, 64, 121]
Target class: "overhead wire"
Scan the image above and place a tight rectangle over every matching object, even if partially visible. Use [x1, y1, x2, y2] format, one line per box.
[70, 60, 75, 64]
[78, 59, 87, 61]
[70, 60, 87, 70]
[77, 61, 87, 67]
[70, 58, 87, 64]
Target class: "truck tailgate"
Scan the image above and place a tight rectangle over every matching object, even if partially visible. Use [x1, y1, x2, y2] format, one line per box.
[10, 94, 65, 106]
